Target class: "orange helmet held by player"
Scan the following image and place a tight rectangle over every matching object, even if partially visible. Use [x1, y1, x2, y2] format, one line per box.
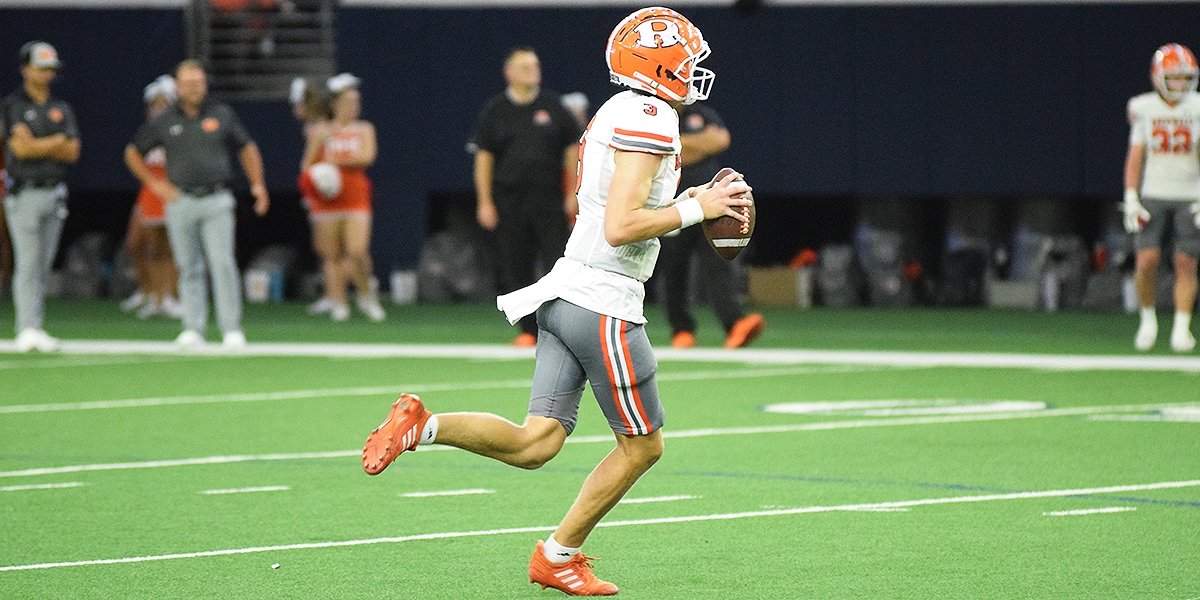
[1151, 43, 1199, 103]
[607, 7, 713, 105]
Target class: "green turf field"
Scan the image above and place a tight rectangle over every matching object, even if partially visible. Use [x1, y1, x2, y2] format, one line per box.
[1, 300, 1199, 599]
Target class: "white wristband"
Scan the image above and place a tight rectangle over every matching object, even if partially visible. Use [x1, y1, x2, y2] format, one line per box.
[675, 197, 704, 229]
[1124, 188, 1139, 205]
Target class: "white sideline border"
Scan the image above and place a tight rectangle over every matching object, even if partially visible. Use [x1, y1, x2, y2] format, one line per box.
[1, 479, 1195, 573]
[1, 339, 1199, 372]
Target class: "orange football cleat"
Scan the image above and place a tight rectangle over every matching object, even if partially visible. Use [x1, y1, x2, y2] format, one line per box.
[671, 331, 696, 349]
[513, 332, 538, 347]
[529, 540, 618, 596]
[724, 313, 766, 349]
[362, 394, 431, 475]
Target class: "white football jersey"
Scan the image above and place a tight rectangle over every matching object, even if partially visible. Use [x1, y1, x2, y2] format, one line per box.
[1128, 91, 1200, 201]
[496, 90, 681, 325]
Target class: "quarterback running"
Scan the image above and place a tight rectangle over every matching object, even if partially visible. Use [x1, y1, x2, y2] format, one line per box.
[362, 6, 751, 595]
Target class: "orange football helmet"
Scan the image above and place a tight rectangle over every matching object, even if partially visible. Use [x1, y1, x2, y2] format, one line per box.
[607, 7, 713, 105]
[1151, 43, 1198, 103]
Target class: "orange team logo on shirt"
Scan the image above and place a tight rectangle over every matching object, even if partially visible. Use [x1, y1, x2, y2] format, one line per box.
[643, 104, 657, 116]
[48, 108, 63, 123]
[202, 118, 220, 132]
[534, 109, 551, 125]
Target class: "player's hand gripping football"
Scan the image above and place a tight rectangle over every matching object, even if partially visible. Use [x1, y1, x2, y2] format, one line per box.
[1122, 189, 1150, 234]
[696, 169, 752, 223]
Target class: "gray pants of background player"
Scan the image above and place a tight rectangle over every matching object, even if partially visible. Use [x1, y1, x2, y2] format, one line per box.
[4, 185, 66, 334]
[529, 299, 664, 436]
[165, 190, 242, 336]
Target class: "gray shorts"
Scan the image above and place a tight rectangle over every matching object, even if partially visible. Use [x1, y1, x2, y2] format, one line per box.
[528, 299, 663, 436]
[1137, 198, 1200, 256]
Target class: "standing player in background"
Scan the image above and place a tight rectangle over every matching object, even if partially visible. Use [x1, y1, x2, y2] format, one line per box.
[362, 8, 751, 595]
[1122, 43, 1200, 352]
[300, 73, 385, 322]
[656, 102, 765, 349]
[469, 47, 582, 346]
[125, 59, 269, 348]
[121, 75, 181, 320]
[2, 41, 79, 352]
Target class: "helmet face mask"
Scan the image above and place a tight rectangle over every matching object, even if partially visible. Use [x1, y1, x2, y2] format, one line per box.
[1151, 43, 1199, 103]
[607, 7, 713, 105]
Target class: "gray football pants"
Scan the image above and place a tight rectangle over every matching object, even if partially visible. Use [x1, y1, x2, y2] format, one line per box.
[4, 185, 66, 334]
[164, 191, 242, 336]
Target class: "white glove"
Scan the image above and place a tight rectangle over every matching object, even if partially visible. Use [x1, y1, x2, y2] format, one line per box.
[1122, 189, 1150, 234]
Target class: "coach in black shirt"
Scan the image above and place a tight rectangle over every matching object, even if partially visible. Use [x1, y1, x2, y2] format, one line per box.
[125, 60, 269, 349]
[469, 47, 582, 346]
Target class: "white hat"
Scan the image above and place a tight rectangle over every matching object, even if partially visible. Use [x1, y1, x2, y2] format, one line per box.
[326, 72, 361, 95]
[561, 91, 589, 113]
[289, 77, 307, 106]
[143, 74, 177, 104]
[20, 41, 61, 69]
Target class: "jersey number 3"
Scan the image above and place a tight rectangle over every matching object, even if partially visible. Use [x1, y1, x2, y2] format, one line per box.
[1152, 125, 1193, 154]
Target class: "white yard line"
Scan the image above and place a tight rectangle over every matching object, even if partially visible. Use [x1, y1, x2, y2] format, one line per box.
[619, 495, 699, 504]
[0, 365, 874, 415]
[401, 489, 495, 498]
[199, 486, 290, 495]
[1043, 507, 1137, 516]
[1, 479, 1193, 572]
[2, 339, 1199, 372]
[0, 482, 86, 492]
[4, 401, 1197, 479]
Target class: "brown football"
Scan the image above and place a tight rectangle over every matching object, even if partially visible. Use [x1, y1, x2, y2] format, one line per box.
[701, 168, 755, 260]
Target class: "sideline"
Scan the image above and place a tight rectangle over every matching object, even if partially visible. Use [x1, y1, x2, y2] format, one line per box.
[2, 479, 1196, 572]
[1, 339, 1199, 371]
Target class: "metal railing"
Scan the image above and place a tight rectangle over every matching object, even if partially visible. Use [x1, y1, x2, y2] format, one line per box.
[186, 0, 337, 102]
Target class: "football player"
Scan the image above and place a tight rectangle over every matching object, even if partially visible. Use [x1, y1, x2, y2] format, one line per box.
[1123, 43, 1200, 352]
[361, 7, 751, 595]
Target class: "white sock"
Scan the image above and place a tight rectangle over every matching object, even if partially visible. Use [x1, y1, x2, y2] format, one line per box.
[1174, 312, 1192, 334]
[543, 535, 580, 564]
[1140, 306, 1157, 326]
[418, 415, 438, 446]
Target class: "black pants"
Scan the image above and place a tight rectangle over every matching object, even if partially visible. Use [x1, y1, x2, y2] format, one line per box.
[495, 200, 570, 336]
[657, 225, 744, 335]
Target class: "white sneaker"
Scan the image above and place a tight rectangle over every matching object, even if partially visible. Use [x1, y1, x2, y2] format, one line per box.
[1135, 319, 1158, 352]
[307, 297, 336, 315]
[176, 330, 205, 348]
[1171, 329, 1196, 353]
[161, 296, 183, 319]
[120, 292, 145, 313]
[356, 296, 386, 322]
[136, 300, 163, 320]
[15, 328, 58, 353]
[222, 330, 247, 349]
[330, 302, 350, 322]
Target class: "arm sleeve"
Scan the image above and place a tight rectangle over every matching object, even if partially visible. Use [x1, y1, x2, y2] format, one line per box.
[1128, 99, 1146, 146]
[469, 102, 496, 154]
[555, 103, 584, 149]
[221, 105, 254, 150]
[608, 99, 679, 155]
[130, 119, 161, 155]
[60, 103, 80, 140]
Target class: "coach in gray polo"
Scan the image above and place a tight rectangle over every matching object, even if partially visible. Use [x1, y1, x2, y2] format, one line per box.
[125, 59, 269, 349]
[2, 41, 79, 353]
